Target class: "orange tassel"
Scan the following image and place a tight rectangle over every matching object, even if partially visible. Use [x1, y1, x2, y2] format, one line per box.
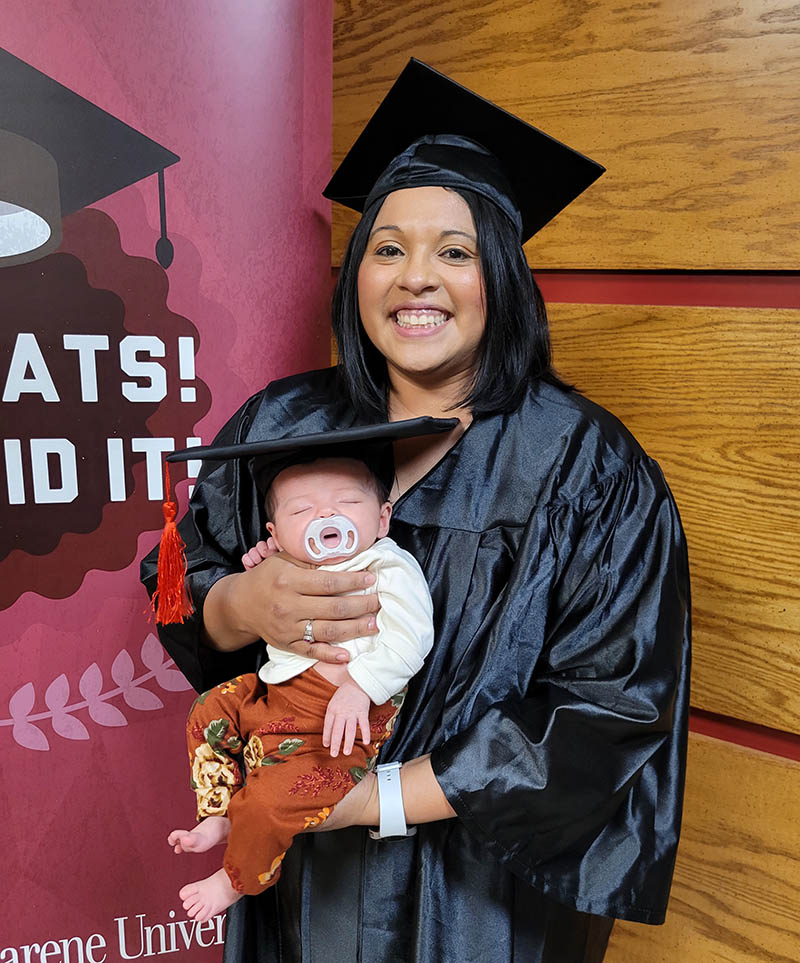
[152, 462, 194, 624]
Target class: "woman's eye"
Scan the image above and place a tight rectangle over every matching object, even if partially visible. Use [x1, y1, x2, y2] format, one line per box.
[375, 244, 403, 257]
[441, 247, 470, 261]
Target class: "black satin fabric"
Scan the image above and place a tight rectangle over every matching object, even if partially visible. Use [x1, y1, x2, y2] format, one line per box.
[141, 367, 690, 962]
[363, 135, 524, 239]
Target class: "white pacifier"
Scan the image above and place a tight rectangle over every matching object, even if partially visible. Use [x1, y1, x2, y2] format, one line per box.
[303, 515, 359, 561]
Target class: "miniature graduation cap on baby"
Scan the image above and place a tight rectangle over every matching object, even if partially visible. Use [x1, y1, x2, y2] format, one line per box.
[324, 58, 605, 243]
[153, 416, 458, 624]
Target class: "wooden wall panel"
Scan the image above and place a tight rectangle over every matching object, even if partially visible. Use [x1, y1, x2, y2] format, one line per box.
[548, 303, 800, 733]
[606, 734, 800, 962]
[333, 0, 800, 270]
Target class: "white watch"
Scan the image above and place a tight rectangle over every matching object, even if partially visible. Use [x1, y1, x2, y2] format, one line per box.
[369, 761, 416, 840]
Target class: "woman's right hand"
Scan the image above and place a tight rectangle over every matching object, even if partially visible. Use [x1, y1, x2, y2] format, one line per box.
[202, 555, 380, 662]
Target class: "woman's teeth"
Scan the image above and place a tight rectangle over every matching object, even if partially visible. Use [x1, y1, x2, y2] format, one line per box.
[394, 310, 449, 329]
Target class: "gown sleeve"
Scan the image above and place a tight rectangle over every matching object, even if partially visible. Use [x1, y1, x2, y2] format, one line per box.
[140, 391, 267, 693]
[430, 455, 691, 923]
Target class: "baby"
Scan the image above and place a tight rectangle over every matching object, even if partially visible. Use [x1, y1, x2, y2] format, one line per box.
[167, 455, 434, 922]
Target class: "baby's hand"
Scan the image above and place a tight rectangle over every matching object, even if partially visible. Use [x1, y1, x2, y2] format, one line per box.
[322, 678, 372, 758]
[242, 538, 277, 570]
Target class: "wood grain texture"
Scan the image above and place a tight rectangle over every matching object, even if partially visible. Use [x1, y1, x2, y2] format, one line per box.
[606, 734, 800, 962]
[548, 302, 800, 732]
[333, 0, 800, 270]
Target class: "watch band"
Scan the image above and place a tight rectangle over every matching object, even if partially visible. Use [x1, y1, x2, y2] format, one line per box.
[369, 761, 416, 840]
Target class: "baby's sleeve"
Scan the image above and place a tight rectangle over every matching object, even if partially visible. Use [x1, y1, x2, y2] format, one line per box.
[346, 547, 434, 705]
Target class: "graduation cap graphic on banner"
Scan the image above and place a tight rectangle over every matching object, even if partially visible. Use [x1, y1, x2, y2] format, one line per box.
[0, 47, 179, 268]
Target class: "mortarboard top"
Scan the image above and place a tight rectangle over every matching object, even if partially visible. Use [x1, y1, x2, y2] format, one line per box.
[168, 416, 460, 497]
[0, 48, 179, 266]
[323, 58, 605, 243]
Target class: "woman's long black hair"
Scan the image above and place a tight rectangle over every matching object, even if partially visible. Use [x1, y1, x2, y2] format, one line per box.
[332, 187, 570, 419]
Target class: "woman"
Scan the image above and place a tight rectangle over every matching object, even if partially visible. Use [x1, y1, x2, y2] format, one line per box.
[143, 61, 690, 963]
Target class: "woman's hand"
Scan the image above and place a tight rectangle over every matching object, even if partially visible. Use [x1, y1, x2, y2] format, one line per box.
[202, 555, 380, 660]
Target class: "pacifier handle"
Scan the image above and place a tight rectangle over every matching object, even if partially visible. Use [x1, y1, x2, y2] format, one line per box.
[304, 515, 359, 561]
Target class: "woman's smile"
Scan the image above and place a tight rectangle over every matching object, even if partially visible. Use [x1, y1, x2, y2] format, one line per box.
[392, 304, 452, 334]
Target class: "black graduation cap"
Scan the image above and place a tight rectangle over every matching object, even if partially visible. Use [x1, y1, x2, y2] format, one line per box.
[0, 47, 179, 267]
[323, 58, 604, 243]
[167, 416, 460, 497]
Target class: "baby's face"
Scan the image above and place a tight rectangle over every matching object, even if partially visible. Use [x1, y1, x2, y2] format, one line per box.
[266, 458, 391, 564]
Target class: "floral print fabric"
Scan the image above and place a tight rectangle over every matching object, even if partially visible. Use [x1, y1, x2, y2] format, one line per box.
[185, 669, 401, 895]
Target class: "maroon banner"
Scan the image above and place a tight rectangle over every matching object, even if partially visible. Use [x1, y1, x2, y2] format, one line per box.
[1, 2, 332, 957]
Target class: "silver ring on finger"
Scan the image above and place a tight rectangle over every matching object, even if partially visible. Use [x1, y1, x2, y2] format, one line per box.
[303, 619, 315, 644]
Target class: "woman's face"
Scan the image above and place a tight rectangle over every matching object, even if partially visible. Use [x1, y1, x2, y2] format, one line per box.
[357, 186, 485, 389]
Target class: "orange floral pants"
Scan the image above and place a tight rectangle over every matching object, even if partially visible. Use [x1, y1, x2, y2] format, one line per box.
[186, 669, 402, 895]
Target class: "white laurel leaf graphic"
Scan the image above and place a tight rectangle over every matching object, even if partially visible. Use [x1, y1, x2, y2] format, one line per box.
[12, 720, 49, 751]
[141, 634, 166, 671]
[45, 674, 70, 711]
[79, 663, 103, 700]
[122, 687, 164, 711]
[51, 711, 90, 741]
[155, 667, 193, 692]
[87, 700, 128, 727]
[2, 638, 192, 751]
[9, 682, 35, 719]
[111, 650, 135, 687]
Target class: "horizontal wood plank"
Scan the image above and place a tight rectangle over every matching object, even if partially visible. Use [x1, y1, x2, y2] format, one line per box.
[333, 0, 800, 270]
[606, 734, 800, 962]
[548, 302, 800, 732]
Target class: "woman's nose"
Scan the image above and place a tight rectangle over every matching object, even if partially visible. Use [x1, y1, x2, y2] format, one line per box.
[397, 252, 438, 294]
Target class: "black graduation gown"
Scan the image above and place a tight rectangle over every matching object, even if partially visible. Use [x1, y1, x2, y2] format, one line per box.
[141, 368, 690, 963]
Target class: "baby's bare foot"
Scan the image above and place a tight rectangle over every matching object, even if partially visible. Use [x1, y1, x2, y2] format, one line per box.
[168, 815, 231, 854]
[179, 868, 241, 923]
